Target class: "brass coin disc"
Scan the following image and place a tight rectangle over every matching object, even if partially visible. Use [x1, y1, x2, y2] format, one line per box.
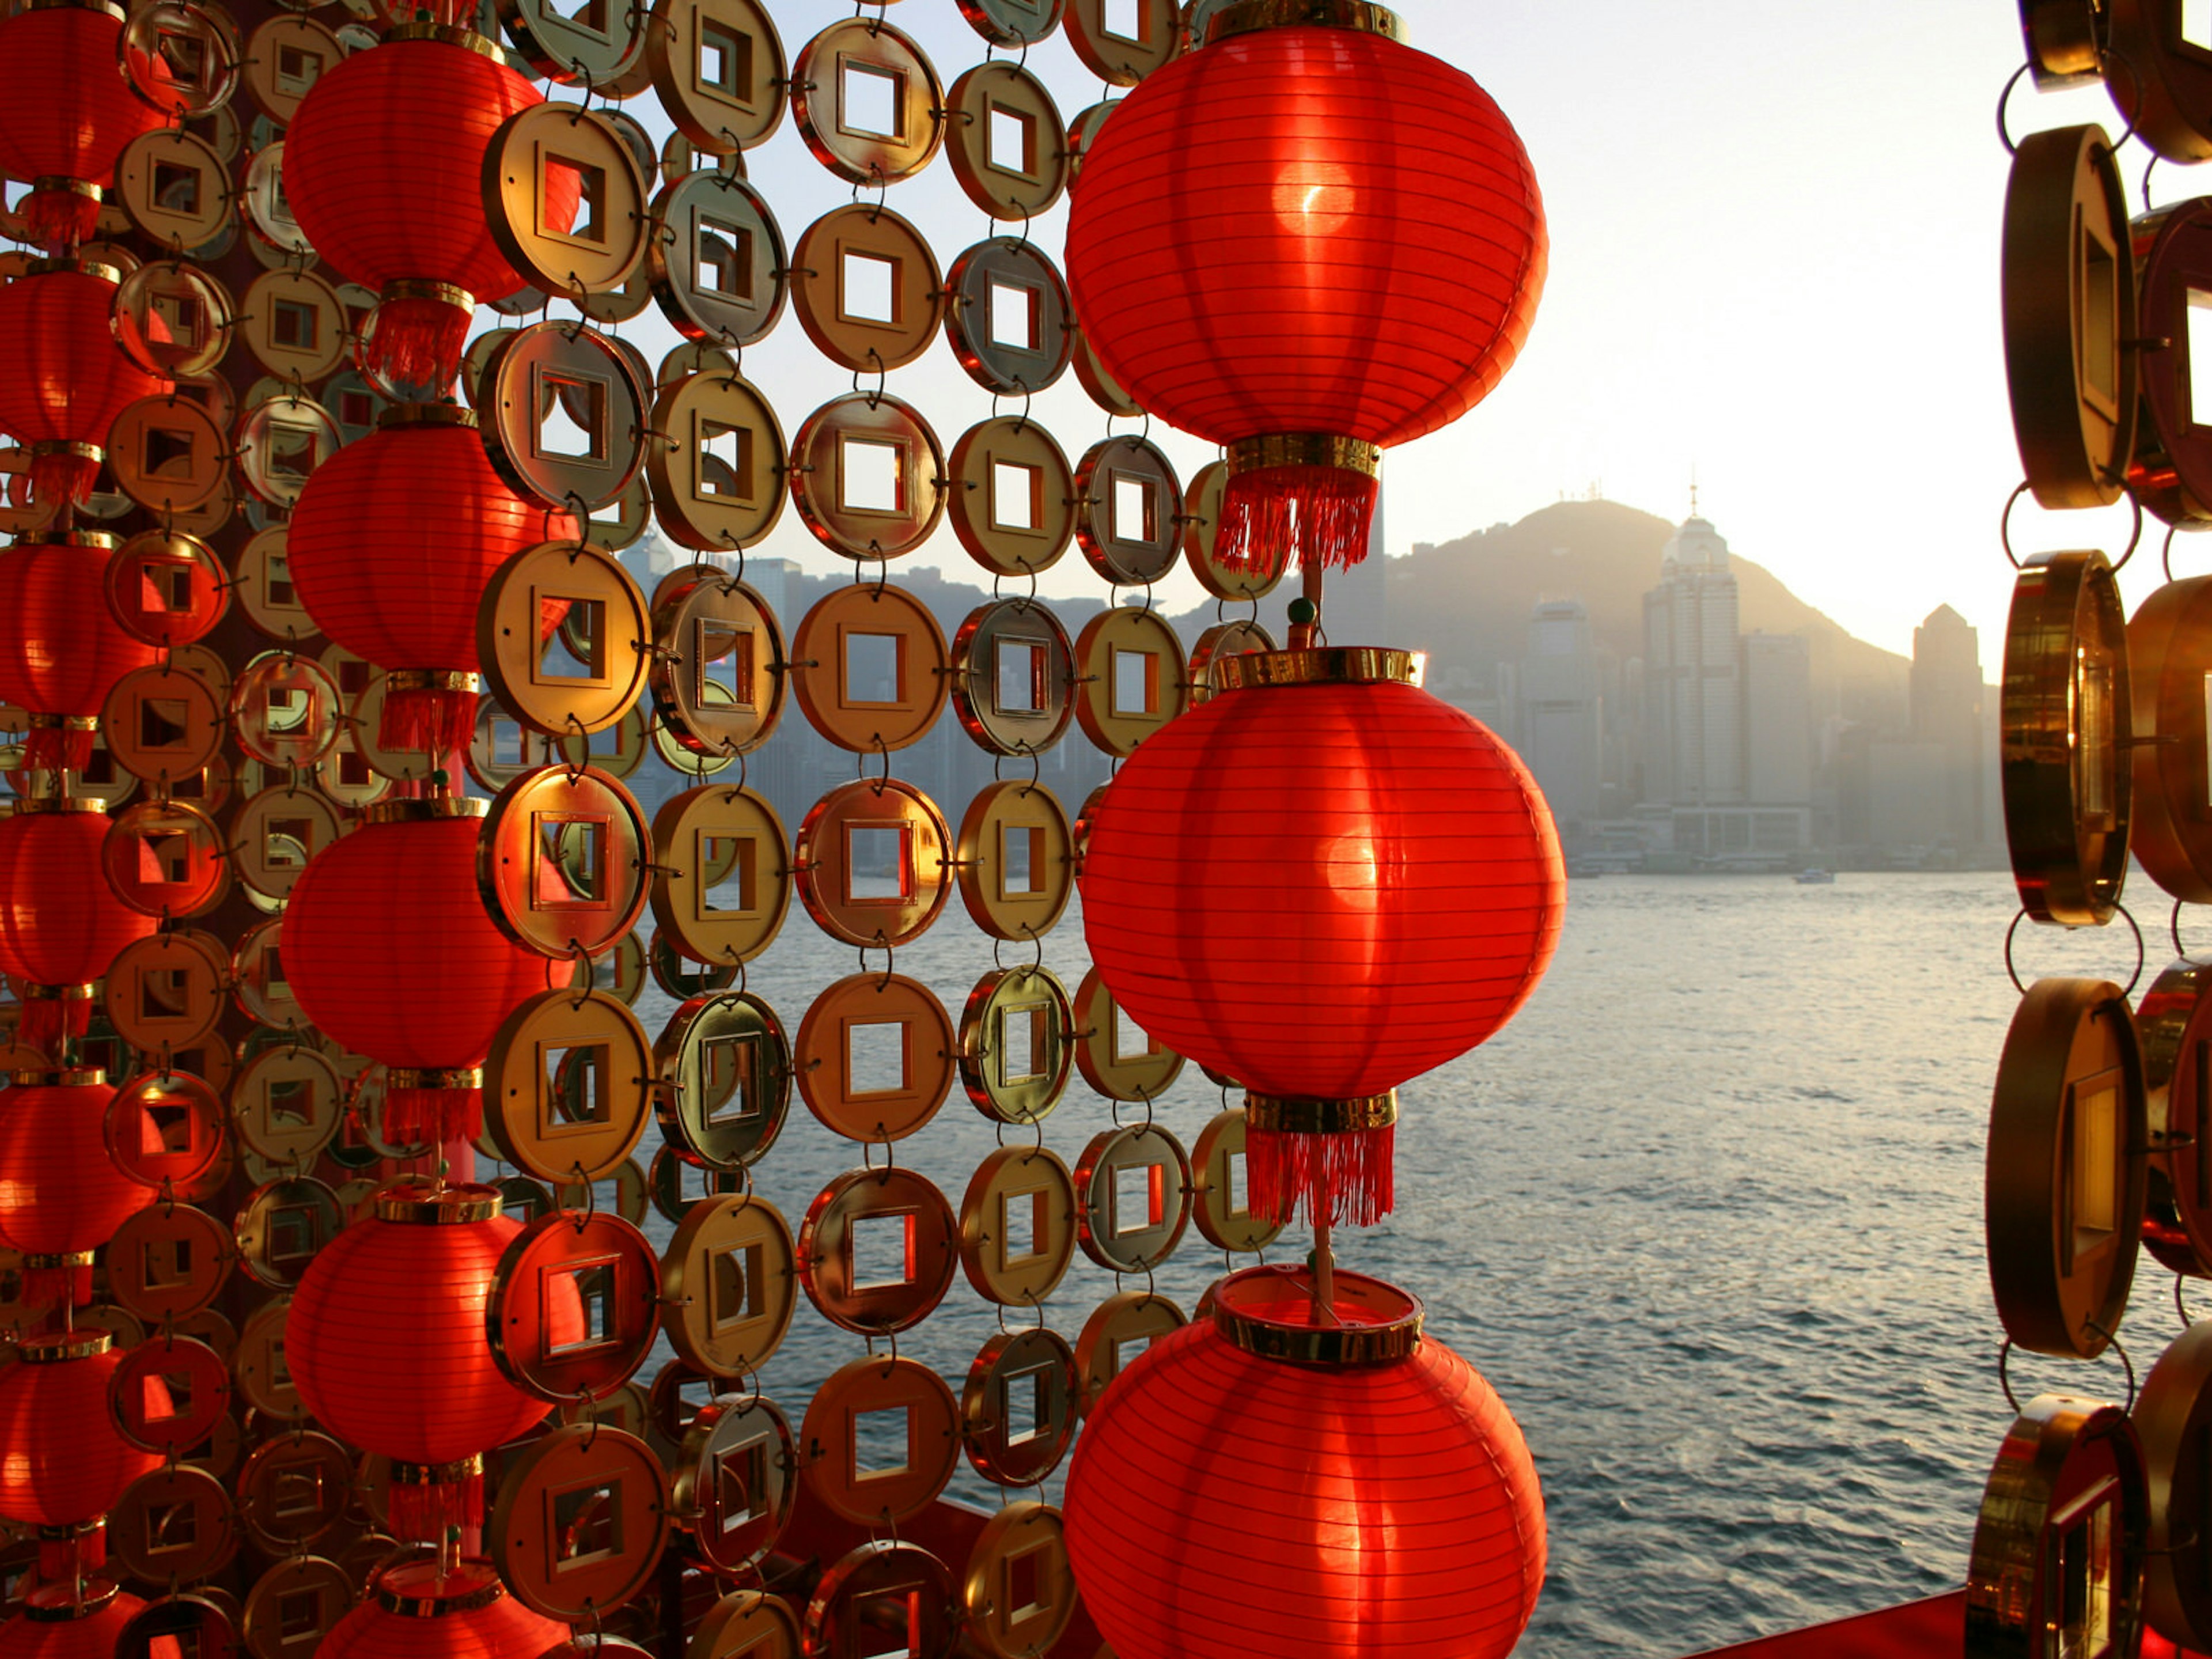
[959, 1145, 1075, 1308]
[103, 797, 229, 918]
[111, 1334, 232, 1454]
[671, 1395, 797, 1574]
[1074, 1123, 1192, 1275]
[110, 393, 228, 513]
[104, 931, 228, 1057]
[646, 0, 786, 154]
[1074, 435, 1181, 585]
[790, 391, 949, 561]
[1182, 459, 1285, 600]
[1072, 964, 1183, 1102]
[485, 103, 653, 297]
[242, 1555, 352, 1659]
[947, 416, 1075, 577]
[800, 1357, 960, 1525]
[479, 540, 654, 737]
[1071, 1289, 1184, 1413]
[108, 1200, 233, 1323]
[230, 1045, 343, 1166]
[497, 0, 648, 87]
[229, 782, 343, 902]
[489, 1425, 669, 1621]
[959, 0, 1065, 47]
[790, 19, 945, 186]
[488, 1209, 663, 1402]
[112, 1464, 238, 1586]
[1186, 618, 1278, 707]
[961, 1329, 1077, 1490]
[949, 599, 1077, 757]
[1063, 0, 1178, 84]
[496, 1173, 559, 1226]
[102, 662, 225, 785]
[1987, 976, 2147, 1358]
[230, 912, 305, 1031]
[650, 929, 739, 1002]
[115, 128, 233, 251]
[1073, 604, 1188, 757]
[229, 650, 343, 769]
[649, 566, 788, 752]
[653, 989, 793, 1170]
[789, 209, 945, 374]
[661, 1193, 798, 1377]
[2138, 958, 2212, 1275]
[2135, 1319, 2212, 1643]
[234, 1176, 344, 1290]
[233, 1298, 312, 1423]
[244, 14, 342, 123]
[1069, 320, 1138, 416]
[557, 696, 653, 783]
[113, 261, 234, 381]
[687, 1591, 801, 1659]
[483, 987, 656, 1184]
[233, 394, 340, 509]
[123, 2, 243, 120]
[107, 527, 230, 650]
[945, 60, 1067, 222]
[794, 970, 956, 1140]
[481, 321, 651, 513]
[119, 1594, 244, 1659]
[789, 580, 951, 752]
[647, 373, 790, 553]
[793, 780, 953, 952]
[649, 786, 793, 968]
[955, 780, 1073, 942]
[2001, 550, 2131, 925]
[957, 965, 1074, 1126]
[2107, 0, 2212, 162]
[944, 238, 1074, 396]
[480, 762, 654, 957]
[2129, 201, 2212, 527]
[1190, 1105, 1284, 1254]
[240, 267, 348, 383]
[797, 1166, 958, 1334]
[647, 170, 788, 346]
[1965, 1392, 2148, 1652]
[961, 1501, 1075, 1659]
[232, 524, 320, 641]
[2128, 575, 2212, 900]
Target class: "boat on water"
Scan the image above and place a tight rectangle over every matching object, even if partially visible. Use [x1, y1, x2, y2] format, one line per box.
[1794, 868, 1836, 885]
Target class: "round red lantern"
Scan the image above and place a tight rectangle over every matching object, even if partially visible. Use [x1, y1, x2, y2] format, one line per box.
[318, 1559, 567, 1659]
[1080, 647, 1563, 1224]
[1064, 1265, 1545, 1659]
[286, 406, 574, 756]
[0, 1332, 160, 1526]
[285, 1182, 550, 1540]
[0, 531, 159, 771]
[0, 1069, 153, 1301]
[0, 2, 164, 249]
[1064, 7, 1544, 571]
[281, 27, 563, 395]
[0, 1581, 146, 1659]
[281, 797, 558, 1146]
[0, 262, 168, 506]
[0, 802, 157, 1055]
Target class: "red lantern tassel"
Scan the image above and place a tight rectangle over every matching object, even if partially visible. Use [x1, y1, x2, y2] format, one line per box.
[20, 1261, 92, 1310]
[18, 185, 99, 253]
[364, 289, 472, 397]
[22, 721, 94, 774]
[381, 683, 478, 758]
[384, 1084, 482, 1150]
[1246, 1120, 1396, 1229]
[387, 1470, 484, 1544]
[16, 990, 91, 1056]
[28, 446, 100, 509]
[1218, 462, 1378, 574]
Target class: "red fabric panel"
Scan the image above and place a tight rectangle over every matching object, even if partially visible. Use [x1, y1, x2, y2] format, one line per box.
[0, 537, 158, 726]
[0, 7, 161, 188]
[0, 810, 156, 990]
[0, 1079, 153, 1257]
[315, 1586, 567, 1659]
[0, 1349, 158, 1525]
[0, 268, 166, 452]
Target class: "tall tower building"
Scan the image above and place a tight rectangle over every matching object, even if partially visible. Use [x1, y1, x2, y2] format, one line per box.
[1641, 513, 1743, 806]
[1521, 599, 1602, 826]
[1910, 604, 1987, 849]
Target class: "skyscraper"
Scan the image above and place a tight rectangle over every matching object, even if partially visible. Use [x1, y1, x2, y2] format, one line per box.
[1641, 513, 1743, 806]
[1910, 604, 1987, 850]
[1521, 599, 1602, 825]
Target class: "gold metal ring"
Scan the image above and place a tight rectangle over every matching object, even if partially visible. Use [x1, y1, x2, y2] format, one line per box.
[1244, 1092, 1399, 1134]
[365, 797, 490, 825]
[373, 1175, 499, 1225]
[1209, 1264, 1424, 1366]
[1210, 646, 1421, 692]
[1225, 433, 1382, 477]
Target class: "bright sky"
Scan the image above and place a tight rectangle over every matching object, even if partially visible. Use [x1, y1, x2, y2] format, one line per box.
[616, 1, 2072, 666]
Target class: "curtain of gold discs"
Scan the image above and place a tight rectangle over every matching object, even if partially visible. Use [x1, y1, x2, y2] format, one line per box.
[0, 0, 1290, 1654]
[1975, 12, 2212, 1657]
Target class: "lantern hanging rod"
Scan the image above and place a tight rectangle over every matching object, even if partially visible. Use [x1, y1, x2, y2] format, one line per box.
[1206, 0, 1407, 46]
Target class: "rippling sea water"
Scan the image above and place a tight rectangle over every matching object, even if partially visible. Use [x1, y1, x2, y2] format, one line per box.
[602, 870, 2156, 1658]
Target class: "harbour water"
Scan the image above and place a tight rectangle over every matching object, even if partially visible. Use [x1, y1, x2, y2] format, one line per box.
[603, 871, 2138, 1657]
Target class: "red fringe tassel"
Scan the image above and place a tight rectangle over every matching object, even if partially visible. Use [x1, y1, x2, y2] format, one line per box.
[19, 188, 97, 253]
[36, 1527, 104, 1584]
[16, 994, 89, 1057]
[365, 293, 470, 397]
[1247, 1123, 1395, 1229]
[29, 449, 99, 509]
[384, 1086, 482, 1151]
[1218, 464, 1379, 574]
[387, 1471, 484, 1544]
[380, 684, 478, 759]
[21, 1263, 91, 1310]
[21, 724, 93, 774]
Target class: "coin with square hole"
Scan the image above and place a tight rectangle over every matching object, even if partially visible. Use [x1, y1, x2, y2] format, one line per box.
[234, 1175, 343, 1289]
[961, 1501, 1075, 1659]
[788, 581, 950, 753]
[230, 1046, 342, 1168]
[800, 1354, 960, 1524]
[950, 600, 1075, 759]
[231, 783, 343, 902]
[487, 1209, 661, 1402]
[234, 395, 339, 509]
[791, 20, 944, 185]
[1074, 435, 1180, 585]
[661, 1192, 797, 1377]
[478, 541, 654, 738]
[647, 170, 787, 346]
[1072, 964, 1183, 1102]
[947, 416, 1074, 578]
[1190, 1106, 1282, 1254]
[647, 373, 789, 554]
[1065, 0, 1177, 84]
[490, 1423, 669, 1622]
[1075, 605, 1185, 757]
[485, 104, 652, 299]
[958, 1146, 1074, 1308]
[652, 789, 793, 973]
[1074, 1123, 1190, 1275]
[109, 393, 228, 514]
[482, 987, 656, 1184]
[957, 966, 1073, 1127]
[103, 933, 227, 1058]
[790, 209, 944, 374]
[672, 1393, 797, 1575]
[102, 798, 228, 918]
[480, 322, 650, 513]
[945, 239, 1072, 396]
[794, 971, 955, 1143]
[955, 781, 1072, 944]
[1073, 1290, 1184, 1414]
[111, 1464, 237, 1586]
[961, 1327, 1077, 1488]
[798, 1167, 957, 1334]
[113, 263, 234, 381]
[646, 0, 786, 154]
[649, 565, 787, 752]
[653, 989, 792, 1172]
[945, 60, 1066, 220]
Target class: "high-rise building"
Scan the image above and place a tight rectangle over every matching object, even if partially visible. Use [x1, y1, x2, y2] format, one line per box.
[1742, 632, 1811, 806]
[1909, 603, 1987, 851]
[1641, 514, 1743, 805]
[1520, 599, 1602, 825]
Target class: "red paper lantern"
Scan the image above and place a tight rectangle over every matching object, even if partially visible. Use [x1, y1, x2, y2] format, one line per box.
[0, 803, 157, 1055]
[0, 2, 164, 249]
[281, 29, 565, 393]
[286, 1183, 551, 1540]
[281, 798, 558, 1146]
[0, 531, 159, 770]
[0, 262, 168, 505]
[1065, 1266, 1545, 1659]
[0, 1332, 160, 1526]
[0, 1071, 153, 1298]
[0, 1582, 146, 1659]
[286, 407, 574, 756]
[317, 1559, 567, 1659]
[1081, 649, 1563, 1224]
[1064, 11, 1544, 571]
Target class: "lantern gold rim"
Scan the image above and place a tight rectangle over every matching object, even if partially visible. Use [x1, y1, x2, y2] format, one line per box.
[1225, 433, 1382, 477]
[1206, 0, 1406, 44]
[381, 22, 501, 59]
[19, 1580, 122, 1623]
[377, 403, 480, 432]
[12, 528, 119, 549]
[371, 1556, 506, 1618]
[24, 0, 123, 17]
[20, 1249, 96, 1269]
[7, 1067, 103, 1085]
[18, 1330, 112, 1363]
[365, 797, 488, 825]
[20, 257, 120, 286]
[1209, 646, 1421, 692]
[373, 1175, 499, 1224]
[384, 669, 482, 696]
[1244, 1091, 1398, 1134]
[1210, 1263, 1424, 1365]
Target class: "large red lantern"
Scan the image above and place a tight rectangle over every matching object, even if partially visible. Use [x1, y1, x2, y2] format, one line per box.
[0, 531, 159, 770]
[0, 1070, 153, 1303]
[1064, 7, 1544, 571]
[0, 802, 157, 1054]
[317, 1559, 567, 1659]
[0, 1332, 160, 1526]
[1081, 647, 1563, 1225]
[281, 26, 565, 394]
[282, 798, 558, 1146]
[285, 1183, 552, 1540]
[286, 406, 574, 756]
[0, 262, 168, 506]
[0, 1582, 146, 1659]
[1065, 1265, 1545, 1659]
[0, 2, 164, 249]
